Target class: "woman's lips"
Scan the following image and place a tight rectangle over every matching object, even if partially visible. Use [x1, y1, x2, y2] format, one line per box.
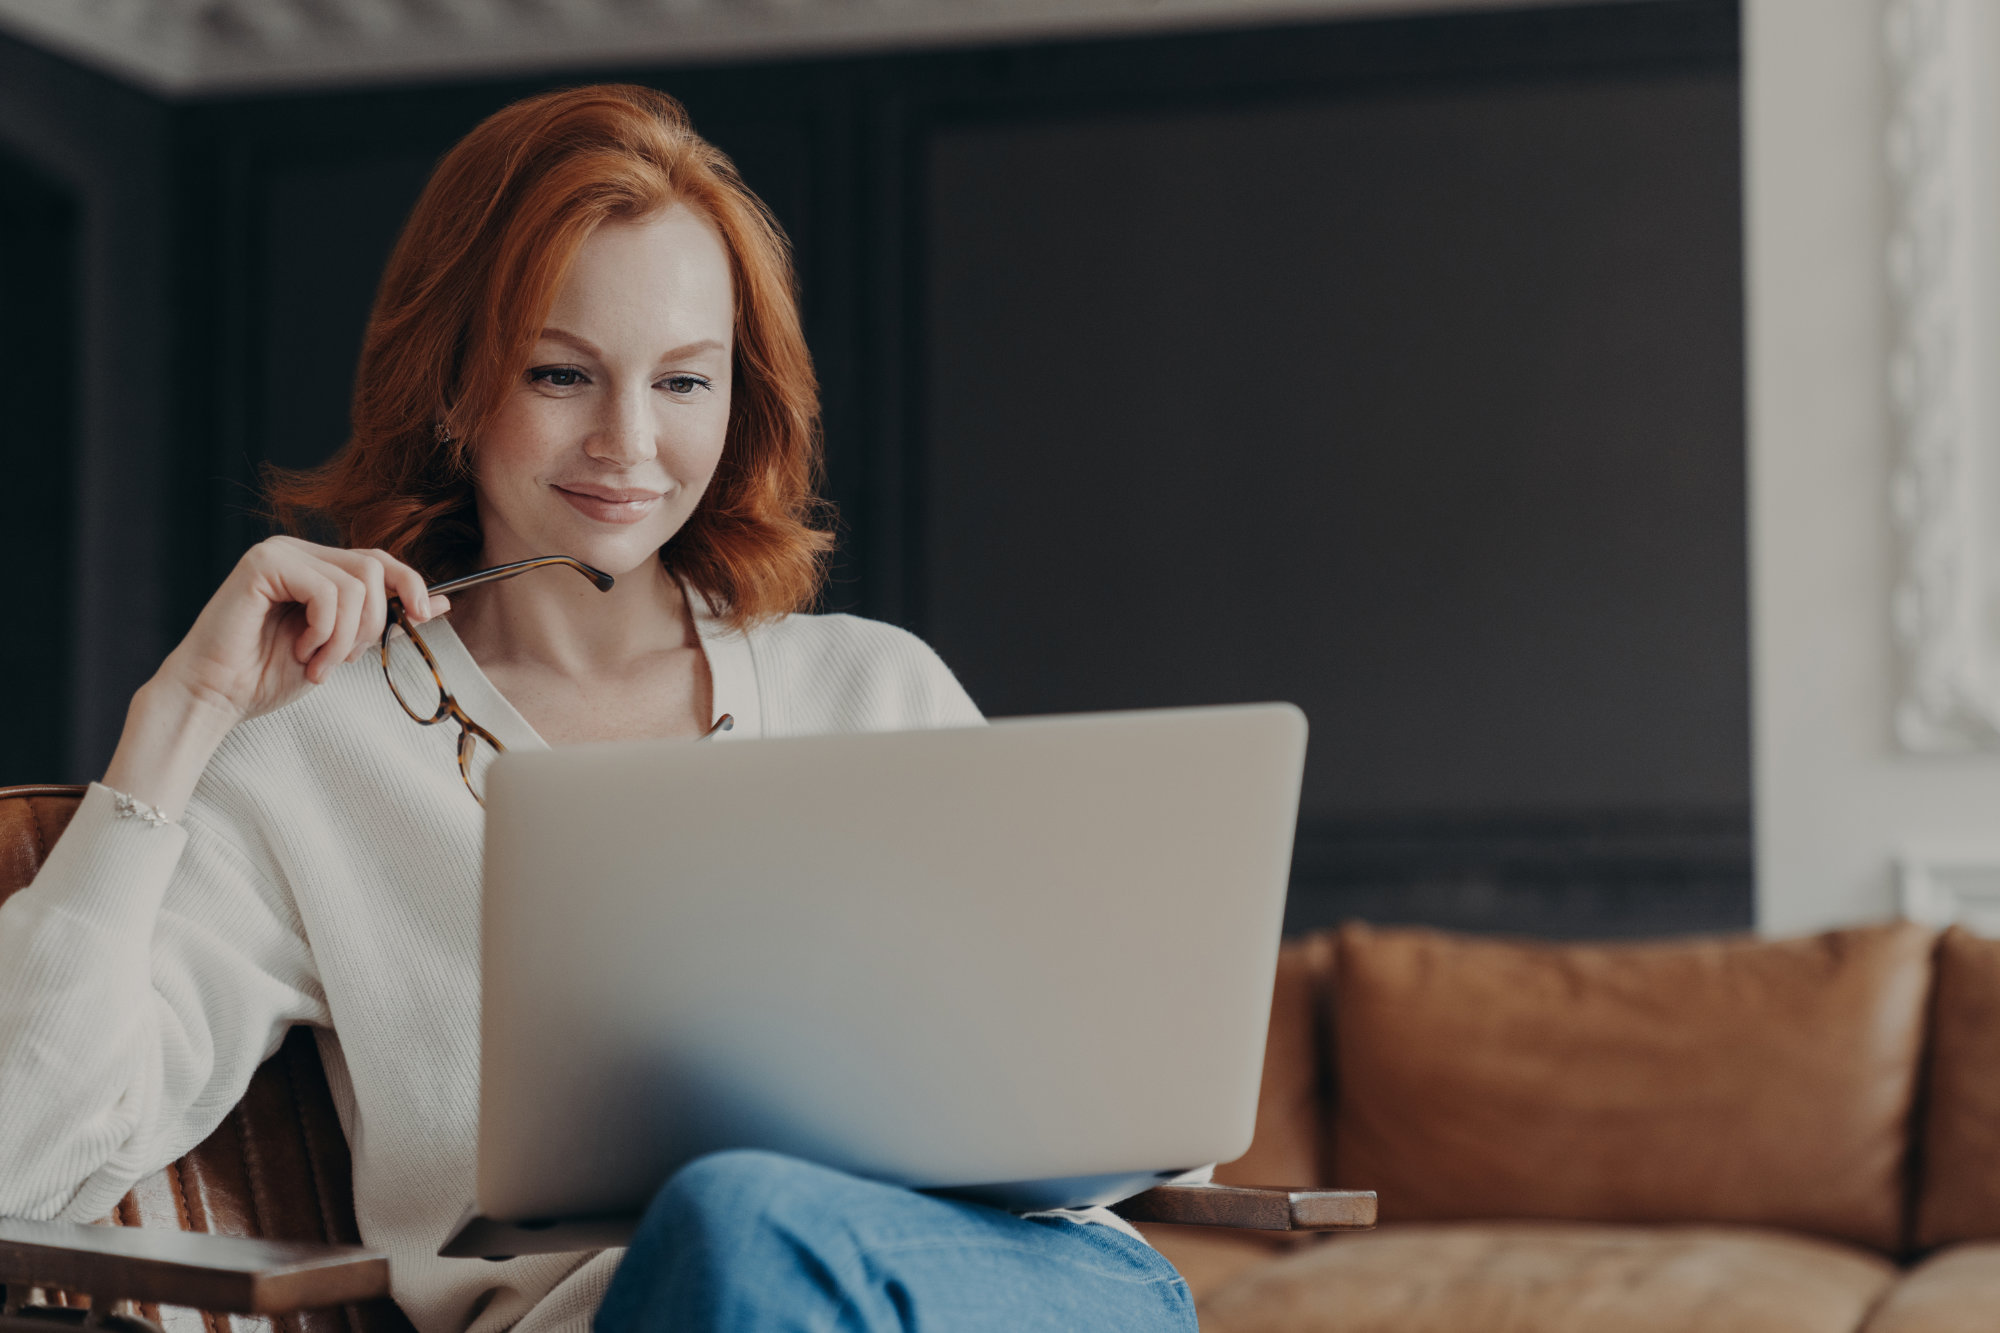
[553, 484, 665, 525]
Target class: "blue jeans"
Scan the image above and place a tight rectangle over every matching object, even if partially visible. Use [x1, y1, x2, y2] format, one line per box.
[593, 1150, 1198, 1332]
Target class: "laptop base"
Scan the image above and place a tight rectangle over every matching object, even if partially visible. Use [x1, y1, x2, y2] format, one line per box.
[438, 1168, 1195, 1259]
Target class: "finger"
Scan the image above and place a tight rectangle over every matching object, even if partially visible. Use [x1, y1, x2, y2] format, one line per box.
[307, 568, 367, 683]
[291, 572, 342, 669]
[324, 547, 401, 619]
[393, 562, 448, 623]
[345, 559, 389, 664]
[349, 547, 442, 624]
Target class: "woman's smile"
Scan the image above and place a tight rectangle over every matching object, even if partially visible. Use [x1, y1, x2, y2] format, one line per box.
[553, 481, 668, 524]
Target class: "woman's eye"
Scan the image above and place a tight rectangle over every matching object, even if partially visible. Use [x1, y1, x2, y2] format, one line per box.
[528, 366, 587, 389]
[661, 375, 711, 396]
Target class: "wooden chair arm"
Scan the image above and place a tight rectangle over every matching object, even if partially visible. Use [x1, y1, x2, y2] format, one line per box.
[1109, 1182, 1377, 1231]
[0, 1218, 388, 1314]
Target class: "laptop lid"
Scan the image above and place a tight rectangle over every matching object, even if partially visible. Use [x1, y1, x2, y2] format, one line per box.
[447, 703, 1305, 1257]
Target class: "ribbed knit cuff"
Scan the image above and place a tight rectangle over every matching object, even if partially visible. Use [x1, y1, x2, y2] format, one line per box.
[21, 783, 190, 934]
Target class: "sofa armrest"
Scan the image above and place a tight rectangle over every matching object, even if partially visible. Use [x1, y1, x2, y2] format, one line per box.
[0, 1218, 388, 1314]
[1109, 1183, 1377, 1231]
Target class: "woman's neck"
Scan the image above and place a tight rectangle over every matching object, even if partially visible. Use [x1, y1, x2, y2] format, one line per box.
[448, 553, 697, 680]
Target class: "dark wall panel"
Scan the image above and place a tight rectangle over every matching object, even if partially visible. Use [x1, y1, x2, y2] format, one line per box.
[258, 151, 441, 475]
[920, 72, 1747, 821]
[0, 32, 174, 787]
[0, 149, 78, 782]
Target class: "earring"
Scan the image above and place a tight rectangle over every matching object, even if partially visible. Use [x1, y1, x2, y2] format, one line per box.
[435, 419, 453, 445]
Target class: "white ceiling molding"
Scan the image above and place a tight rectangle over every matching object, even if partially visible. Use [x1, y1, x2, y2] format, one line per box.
[0, 0, 1620, 97]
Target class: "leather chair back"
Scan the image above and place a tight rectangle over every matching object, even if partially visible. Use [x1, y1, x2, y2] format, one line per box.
[0, 785, 415, 1333]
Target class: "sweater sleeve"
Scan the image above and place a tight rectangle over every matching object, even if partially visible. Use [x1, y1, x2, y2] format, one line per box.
[0, 782, 327, 1221]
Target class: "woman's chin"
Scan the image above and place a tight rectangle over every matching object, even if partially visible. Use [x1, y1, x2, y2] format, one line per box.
[556, 520, 686, 580]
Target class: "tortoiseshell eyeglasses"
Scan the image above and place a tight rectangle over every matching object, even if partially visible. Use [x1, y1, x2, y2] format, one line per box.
[379, 554, 732, 805]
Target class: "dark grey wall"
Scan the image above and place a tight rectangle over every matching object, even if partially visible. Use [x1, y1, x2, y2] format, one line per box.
[0, 38, 174, 786]
[0, 0, 1746, 937]
[922, 74, 1746, 820]
[0, 144, 78, 777]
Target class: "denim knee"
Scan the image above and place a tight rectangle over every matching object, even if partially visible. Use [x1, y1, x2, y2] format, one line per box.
[599, 1151, 831, 1333]
[602, 1153, 1197, 1333]
[661, 1148, 816, 1221]
[645, 1148, 856, 1266]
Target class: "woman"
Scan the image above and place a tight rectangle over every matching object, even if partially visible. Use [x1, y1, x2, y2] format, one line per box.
[0, 85, 1195, 1332]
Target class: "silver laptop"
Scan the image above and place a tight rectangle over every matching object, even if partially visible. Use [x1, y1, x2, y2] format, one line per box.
[440, 702, 1306, 1259]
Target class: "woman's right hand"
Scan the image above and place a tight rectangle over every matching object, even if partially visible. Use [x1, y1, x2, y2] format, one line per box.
[103, 537, 450, 819]
[158, 537, 448, 726]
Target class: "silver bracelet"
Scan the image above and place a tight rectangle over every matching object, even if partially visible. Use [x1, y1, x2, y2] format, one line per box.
[110, 788, 175, 829]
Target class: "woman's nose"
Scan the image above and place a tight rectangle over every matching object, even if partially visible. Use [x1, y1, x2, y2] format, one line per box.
[585, 391, 656, 466]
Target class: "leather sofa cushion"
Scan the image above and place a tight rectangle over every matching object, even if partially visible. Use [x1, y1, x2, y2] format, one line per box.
[1215, 933, 1333, 1191]
[1860, 1242, 2000, 1333]
[1197, 1222, 1898, 1333]
[1329, 922, 1933, 1253]
[1913, 929, 2000, 1249]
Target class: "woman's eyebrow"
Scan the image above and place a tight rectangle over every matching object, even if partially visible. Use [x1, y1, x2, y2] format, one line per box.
[537, 328, 727, 365]
[658, 338, 728, 362]
[538, 327, 604, 359]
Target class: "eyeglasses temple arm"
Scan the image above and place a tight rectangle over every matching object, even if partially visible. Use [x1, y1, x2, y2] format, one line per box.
[422, 556, 616, 599]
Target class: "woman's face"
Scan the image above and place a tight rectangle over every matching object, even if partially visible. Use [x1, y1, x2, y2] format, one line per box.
[472, 203, 735, 577]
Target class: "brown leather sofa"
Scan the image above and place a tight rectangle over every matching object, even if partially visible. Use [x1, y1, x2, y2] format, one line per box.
[1139, 920, 2000, 1332]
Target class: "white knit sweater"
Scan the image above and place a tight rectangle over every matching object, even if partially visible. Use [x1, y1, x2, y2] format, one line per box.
[0, 599, 1111, 1333]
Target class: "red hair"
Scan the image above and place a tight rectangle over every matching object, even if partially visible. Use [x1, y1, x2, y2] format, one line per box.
[266, 83, 832, 626]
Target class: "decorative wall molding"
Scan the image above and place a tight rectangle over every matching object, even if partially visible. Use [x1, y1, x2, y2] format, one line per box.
[0, 0, 1610, 96]
[1898, 848, 2000, 934]
[1886, 0, 2000, 748]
